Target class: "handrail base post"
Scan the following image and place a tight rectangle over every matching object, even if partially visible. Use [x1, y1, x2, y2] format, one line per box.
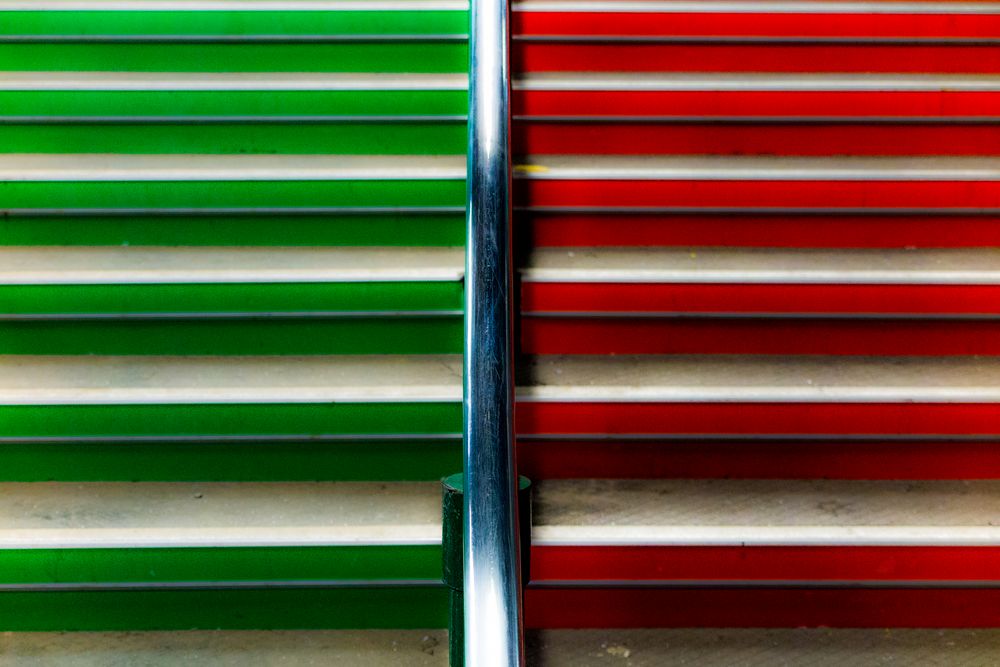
[443, 473, 532, 667]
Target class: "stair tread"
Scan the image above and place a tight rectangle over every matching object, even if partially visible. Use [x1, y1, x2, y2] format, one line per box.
[518, 355, 1000, 402]
[0, 355, 462, 404]
[524, 247, 1000, 284]
[0, 630, 448, 665]
[0, 481, 440, 547]
[0, 246, 464, 284]
[533, 479, 1000, 545]
[525, 628, 1000, 666]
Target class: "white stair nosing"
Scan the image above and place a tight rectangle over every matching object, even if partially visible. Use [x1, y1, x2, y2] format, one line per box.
[0, 154, 466, 182]
[513, 156, 1000, 181]
[0, 71, 469, 92]
[523, 248, 1000, 285]
[0, 525, 442, 549]
[0, 247, 465, 285]
[0, 1, 468, 11]
[533, 525, 1000, 547]
[515, 72, 1000, 93]
[0, 355, 462, 405]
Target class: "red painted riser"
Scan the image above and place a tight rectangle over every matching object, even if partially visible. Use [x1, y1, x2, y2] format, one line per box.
[531, 546, 1000, 582]
[515, 180, 1000, 209]
[515, 403, 1000, 436]
[514, 43, 1000, 73]
[520, 214, 1000, 248]
[516, 439, 1000, 480]
[515, 123, 1000, 156]
[513, 11, 1000, 39]
[521, 318, 1000, 355]
[523, 283, 1000, 315]
[524, 588, 1000, 628]
[514, 92, 1000, 119]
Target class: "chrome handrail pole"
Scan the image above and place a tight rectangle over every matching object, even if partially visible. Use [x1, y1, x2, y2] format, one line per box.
[462, 0, 522, 658]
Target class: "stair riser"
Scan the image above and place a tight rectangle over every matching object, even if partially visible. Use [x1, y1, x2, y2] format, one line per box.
[518, 440, 1000, 480]
[515, 93, 1000, 118]
[515, 44, 1000, 73]
[515, 180, 1000, 209]
[525, 588, 1000, 628]
[522, 319, 1000, 355]
[532, 546, 1000, 583]
[517, 403, 1000, 436]
[520, 214, 1000, 248]
[517, 124, 1000, 156]
[513, 11, 1000, 40]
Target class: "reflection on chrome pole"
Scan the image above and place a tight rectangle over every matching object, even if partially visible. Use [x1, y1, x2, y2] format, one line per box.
[463, 0, 522, 659]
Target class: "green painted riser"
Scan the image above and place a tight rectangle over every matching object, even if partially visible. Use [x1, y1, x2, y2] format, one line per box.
[0, 43, 467, 72]
[0, 90, 467, 117]
[0, 439, 461, 482]
[0, 545, 440, 585]
[1, 11, 468, 36]
[1, 403, 460, 439]
[0, 181, 465, 209]
[0, 123, 466, 154]
[0, 587, 448, 631]
[0, 318, 461, 354]
[0, 214, 464, 246]
[1, 283, 462, 315]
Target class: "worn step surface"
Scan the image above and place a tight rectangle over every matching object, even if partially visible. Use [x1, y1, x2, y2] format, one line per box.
[0, 630, 450, 667]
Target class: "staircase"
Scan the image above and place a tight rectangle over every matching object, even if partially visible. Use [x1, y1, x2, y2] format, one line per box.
[4, 0, 1000, 664]
[512, 0, 1000, 661]
[0, 0, 465, 659]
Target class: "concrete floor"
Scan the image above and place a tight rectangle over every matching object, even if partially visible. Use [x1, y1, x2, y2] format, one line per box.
[6, 628, 1000, 666]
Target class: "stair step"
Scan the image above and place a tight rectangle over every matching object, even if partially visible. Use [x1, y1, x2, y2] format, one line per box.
[0, 354, 461, 439]
[527, 479, 1000, 628]
[515, 355, 1000, 436]
[0, 481, 448, 631]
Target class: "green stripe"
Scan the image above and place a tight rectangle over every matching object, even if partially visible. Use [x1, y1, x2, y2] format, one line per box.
[0, 90, 467, 118]
[1, 403, 461, 439]
[1, 283, 462, 315]
[0, 587, 448, 630]
[0, 42, 467, 72]
[0, 180, 465, 209]
[0, 213, 465, 246]
[0, 122, 466, 154]
[0, 439, 461, 481]
[0, 545, 440, 585]
[1, 10, 468, 37]
[0, 318, 461, 354]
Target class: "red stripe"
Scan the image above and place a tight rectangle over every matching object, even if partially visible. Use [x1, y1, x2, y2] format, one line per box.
[523, 283, 1000, 315]
[516, 439, 1000, 480]
[515, 403, 1000, 436]
[515, 43, 1000, 73]
[516, 180, 1000, 209]
[516, 123, 1000, 156]
[514, 91, 1000, 118]
[521, 214, 1000, 248]
[524, 587, 1000, 627]
[531, 546, 1000, 582]
[521, 318, 1000, 355]
[513, 11, 1000, 39]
